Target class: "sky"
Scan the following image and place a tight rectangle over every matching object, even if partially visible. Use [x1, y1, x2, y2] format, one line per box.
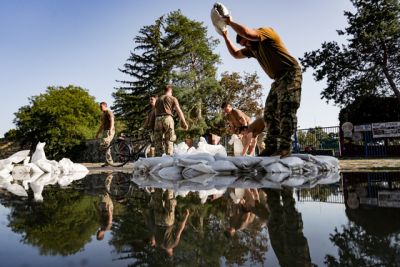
[0, 0, 354, 138]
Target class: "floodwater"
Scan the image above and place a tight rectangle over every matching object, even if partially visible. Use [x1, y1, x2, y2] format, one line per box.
[0, 171, 400, 267]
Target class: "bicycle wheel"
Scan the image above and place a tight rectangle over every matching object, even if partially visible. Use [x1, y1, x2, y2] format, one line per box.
[106, 139, 131, 167]
[135, 143, 152, 159]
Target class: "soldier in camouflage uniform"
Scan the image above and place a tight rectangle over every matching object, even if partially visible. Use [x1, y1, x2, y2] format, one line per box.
[221, 15, 302, 158]
[96, 102, 115, 166]
[154, 85, 188, 156]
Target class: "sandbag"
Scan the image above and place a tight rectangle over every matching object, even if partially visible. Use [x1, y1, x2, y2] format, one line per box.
[7, 183, 28, 197]
[208, 160, 238, 172]
[31, 142, 47, 163]
[227, 156, 263, 170]
[158, 166, 184, 181]
[263, 162, 291, 173]
[210, 2, 230, 35]
[228, 134, 243, 156]
[7, 150, 30, 164]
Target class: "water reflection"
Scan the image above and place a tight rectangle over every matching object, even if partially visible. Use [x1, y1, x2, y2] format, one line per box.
[324, 172, 400, 267]
[1, 171, 400, 266]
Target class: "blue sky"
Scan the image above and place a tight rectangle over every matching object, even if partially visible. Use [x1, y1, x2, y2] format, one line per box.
[0, 0, 353, 137]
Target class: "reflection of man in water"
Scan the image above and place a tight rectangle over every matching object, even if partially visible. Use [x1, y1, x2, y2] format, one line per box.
[147, 188, 190, 257]
[264, 188, 312, 267]
[96, 174, 114, 240]
[225, 188, 265, 237]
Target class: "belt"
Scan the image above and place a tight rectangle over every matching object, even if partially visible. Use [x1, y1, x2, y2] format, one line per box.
[156, 114, 171, 117]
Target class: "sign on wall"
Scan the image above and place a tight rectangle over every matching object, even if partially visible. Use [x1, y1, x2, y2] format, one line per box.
[372, 121, 400, 138]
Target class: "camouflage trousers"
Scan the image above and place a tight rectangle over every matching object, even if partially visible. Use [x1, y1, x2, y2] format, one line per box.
[264, 66, 302, 153]
[100, 129, 115, 163]
[154, 115, 176, 156]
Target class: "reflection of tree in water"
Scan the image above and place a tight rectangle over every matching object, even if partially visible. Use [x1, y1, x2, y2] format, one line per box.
[325, 208, 400, 266]
[265, 187, 313, 267]
[6, 187, 99, 256]
[108, 189, 270, 266]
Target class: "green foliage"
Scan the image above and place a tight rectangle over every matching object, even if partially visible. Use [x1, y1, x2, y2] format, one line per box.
[301, 0, 400, 106]
[339, 96, 400, 125]
[7, 188, 99, 256]
[13, 85, 99, 159]
[114, 10, 220, 137]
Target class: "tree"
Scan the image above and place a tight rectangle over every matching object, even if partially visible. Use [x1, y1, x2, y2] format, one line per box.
[204, 72, 264, 136]
[13, 85, 99, 159]
[113, 10, 221, 139]
[300, 0, 400, 106]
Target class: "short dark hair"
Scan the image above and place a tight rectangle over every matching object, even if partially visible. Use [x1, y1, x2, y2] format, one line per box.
[236, 34, 243, 44]
[100, 102, 107, 107]
[165, 84, 173, 92]
[221, 102, 231, 109]
[149, 95, 158, 99]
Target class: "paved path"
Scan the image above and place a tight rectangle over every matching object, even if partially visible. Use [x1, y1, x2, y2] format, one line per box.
[83, 158, 400, 173]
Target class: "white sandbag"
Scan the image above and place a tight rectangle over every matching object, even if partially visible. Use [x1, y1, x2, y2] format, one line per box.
[136, 156, 174, 170]
[36, 159, 53, 173]
[279, 156, 304, 173]
[177, 158, 209, 167]
[184, 153, 216, 163]
[30, 181, 44, 202]
[23, 156, 30, 165]
[197, 137, 227, 156]
[231, 178, 263, 189]
[228, 134, 243, 156]
[182, 163, 216, 181]
[11, 165, 31, 180]
[174, 142, 189, 155]
[227, 156, 262, 170]
[209, 160, 238, 172]
[314, 155, 339, 166]
[263, 162, 291, 173]
[291, 153, 318, 162]
[0, 159, 12, 170]
[206, 175, 237, 188]
[198, 188, 226, 204]
[263, 172, 290, 183]
[316, 171, 341, 185]
[0, 160, 13, 176]
[158, 166, 184, 181]
[7, 150, 30, 164]
[314, 155, 339, 170]
[281, 176, 306, 187]
[229, 188, 244, 204]
[302, 161, 319, 175]
[31, 142, 47, 163]
[0, 175, 12, 189]
[182, 173, 215, 185]
[7, 183, 28, 197]
[24, 163, 44, 174]
[259, 156, 280, 167]
[59, 158, 75, 174]
[22, 171, 43, 190]
[214, 152, 228, 161]
[210, 2, 230, 35]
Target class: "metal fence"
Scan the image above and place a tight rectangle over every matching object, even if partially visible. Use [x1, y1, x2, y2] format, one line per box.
[296, 184, 344, 204]
[293, 126, 340, 157]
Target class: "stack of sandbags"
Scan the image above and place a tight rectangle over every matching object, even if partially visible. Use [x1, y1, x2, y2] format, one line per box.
[0, 142, 89, 200]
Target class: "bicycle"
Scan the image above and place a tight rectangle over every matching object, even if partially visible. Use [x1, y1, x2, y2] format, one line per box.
[106, 130, 154, 167]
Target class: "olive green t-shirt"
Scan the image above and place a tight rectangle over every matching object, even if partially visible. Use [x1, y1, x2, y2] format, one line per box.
[241, 27, 299, 80]
[155, 95, 179, 116]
